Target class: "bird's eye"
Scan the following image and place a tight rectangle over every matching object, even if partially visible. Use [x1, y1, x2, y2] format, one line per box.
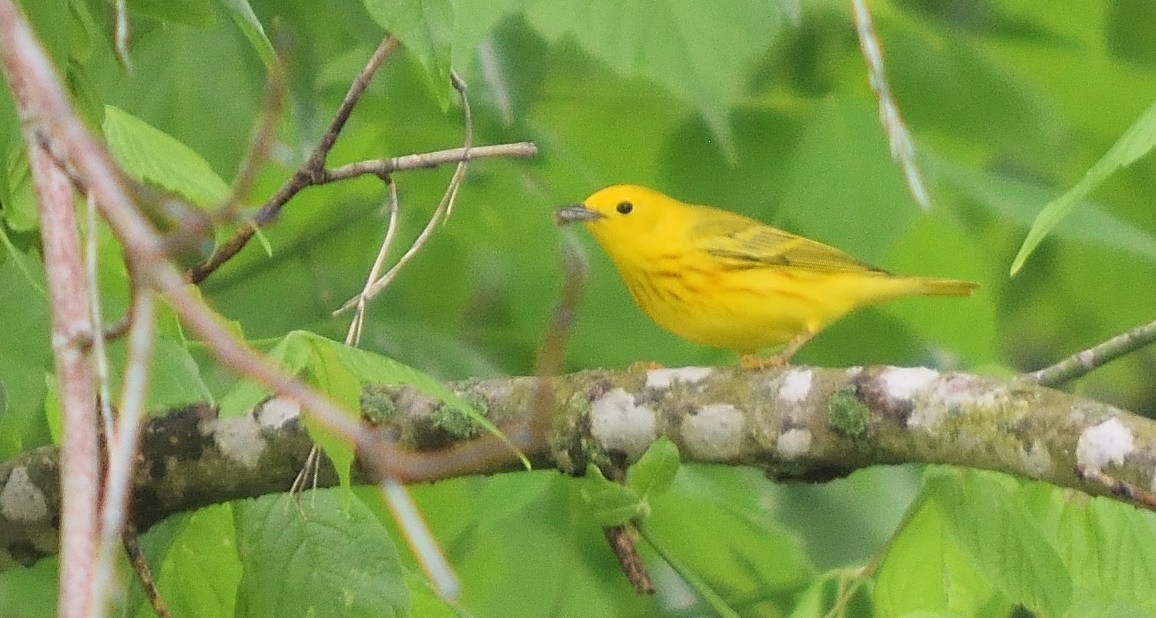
[616, 201, 633, 215]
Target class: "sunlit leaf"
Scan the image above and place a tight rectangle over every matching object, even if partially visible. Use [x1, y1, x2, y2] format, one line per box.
[363, 0, 455, 108]
[220, 0, 277, 68]
[1011, 99, 1156, 274]
[523, 0, 789, 158]
[102, 105, 230, 206]
[927, 468, 1072, 616]
[234, 491, 409, 616]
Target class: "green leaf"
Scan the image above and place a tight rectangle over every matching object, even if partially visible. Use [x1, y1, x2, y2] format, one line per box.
[233, 490, 409, 617]
[524, 0, 787, 159]
[0, 556, 57, 618]
[363, 0, 455, 109]
[625, 436, 679, 501]
[220, 0, 277, 68]
[2, 151, 39, 233]
[102, 105, 230, 206]
[130, 505, 241, 618]
[924, 153, 1156, 266]
[1011, 98, 1156, 275]
[789, 568, 874, 618]
[875, 495, 1001, 616]
[927, 468, 1072, 616]
[639, 523, 741, 618]
[580, 464, 644, 526]
[0, 250, 50, 457]
[781, 97, 919, 265]
[1057, 496, 1156, 612]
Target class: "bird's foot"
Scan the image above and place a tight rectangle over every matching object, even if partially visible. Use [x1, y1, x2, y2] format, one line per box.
[739, 354, 790, 371]
[628, 360, 665, 372]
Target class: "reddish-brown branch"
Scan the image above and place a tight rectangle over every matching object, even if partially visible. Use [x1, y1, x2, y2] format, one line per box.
[28, 143, 100, 616]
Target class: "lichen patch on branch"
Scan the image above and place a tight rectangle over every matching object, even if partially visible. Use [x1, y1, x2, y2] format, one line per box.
[257, 396, 301, 429]
[879, 366, 938, 400]
[0, 466, 48, 523]
[1077, 417, 1134, 474]
[776, 369, 814, 404]
[645, 366, 712, 390]
[214, 414, 264, 469]
[776, 428, 813, 460]
[681, 404, 745, 460]
[590, 388, 657, 460]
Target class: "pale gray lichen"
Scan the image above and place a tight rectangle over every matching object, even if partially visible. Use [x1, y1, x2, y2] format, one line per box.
[590, 388, 657, 460]
[682, 404, 744, 460]
[777, 369, 814, 404]
[880, 366, 938, 401]
[214, 414, 264, 469]
[776, 428, 813, 460]
[256, 396, 301, 429]
[645, 367, 713, 390]
[1076, 418, 1133, 474]
[0, 466, 48, 523]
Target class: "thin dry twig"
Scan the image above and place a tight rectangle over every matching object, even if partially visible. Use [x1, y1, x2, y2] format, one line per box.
[346, 177, 401, 347]
[188, 35, 400, 284]
[83, 192, 116, 439]
[851, 0, 930, 210]
[114, 0, 131, 71]
[333, 72, 475, 315]
[91, 285, 155, 615]
[122, 523, 170, 618]
[1024, 318, 1156, 387]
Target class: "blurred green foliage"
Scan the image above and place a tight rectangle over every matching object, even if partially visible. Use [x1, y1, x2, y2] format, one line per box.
[2, 0, 1156, 615]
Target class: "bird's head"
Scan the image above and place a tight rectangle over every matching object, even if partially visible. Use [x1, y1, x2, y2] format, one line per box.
[555, 185, 678, 254]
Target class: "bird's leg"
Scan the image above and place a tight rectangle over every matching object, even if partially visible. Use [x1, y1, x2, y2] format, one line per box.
[739, 331, 816, 370]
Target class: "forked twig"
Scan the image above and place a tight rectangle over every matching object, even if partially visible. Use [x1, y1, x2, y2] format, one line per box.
[333, 72, 475, 315]
[188, 36, 401, 284]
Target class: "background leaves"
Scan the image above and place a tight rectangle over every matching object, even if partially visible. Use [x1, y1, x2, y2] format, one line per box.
[2, 0, 1156, 615]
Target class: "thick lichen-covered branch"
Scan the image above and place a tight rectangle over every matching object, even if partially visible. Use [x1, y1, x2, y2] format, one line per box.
[3, 365, 1154, 571]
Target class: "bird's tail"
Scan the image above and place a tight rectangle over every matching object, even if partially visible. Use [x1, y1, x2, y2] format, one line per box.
[913, 277, 979, 297]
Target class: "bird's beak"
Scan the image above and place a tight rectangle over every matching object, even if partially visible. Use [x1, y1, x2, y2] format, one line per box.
[554, 204, 605, 226]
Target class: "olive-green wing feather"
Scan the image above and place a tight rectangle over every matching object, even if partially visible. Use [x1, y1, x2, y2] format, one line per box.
[689, 206, 890, 275]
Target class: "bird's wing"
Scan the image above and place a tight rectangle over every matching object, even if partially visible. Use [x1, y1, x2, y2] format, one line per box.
[690, 208, 890, 275]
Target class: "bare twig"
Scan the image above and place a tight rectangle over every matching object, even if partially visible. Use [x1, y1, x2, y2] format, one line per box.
[91, 285, 155, 615]
[346, 177, 401, 347]
[333, 73, 475, 315]
[1024, 318, 1156, 387]
[322, 143, 536, 182]
[851, 0, 929, 210]
[114, 0, 131, 71]
[188, 36, 400, 284]
[380, 478, 460, 601]
[122, 523, 170, 618]
[84, 192, 116, 439]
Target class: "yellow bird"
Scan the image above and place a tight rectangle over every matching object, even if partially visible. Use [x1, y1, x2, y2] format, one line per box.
[555, 185, 977, 367]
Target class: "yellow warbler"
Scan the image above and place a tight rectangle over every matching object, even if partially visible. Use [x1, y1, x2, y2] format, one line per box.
[555, 185, 977, 367]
